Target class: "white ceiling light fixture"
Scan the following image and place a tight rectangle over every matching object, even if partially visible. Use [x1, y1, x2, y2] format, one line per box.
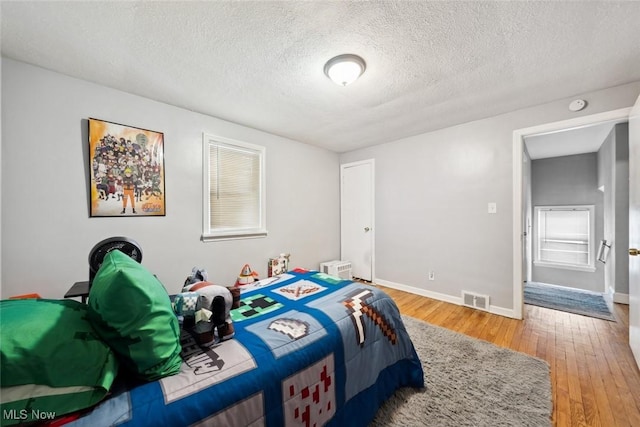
[324, 54, 366, 86]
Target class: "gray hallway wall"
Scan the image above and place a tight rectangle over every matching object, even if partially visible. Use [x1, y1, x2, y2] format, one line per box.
[530, 153, 605, 292]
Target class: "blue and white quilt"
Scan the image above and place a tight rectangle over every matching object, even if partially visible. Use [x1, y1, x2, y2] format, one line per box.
[69, 270, 424, 426]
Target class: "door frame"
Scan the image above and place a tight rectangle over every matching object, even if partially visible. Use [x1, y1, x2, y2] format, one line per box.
[629, 95, 640, 368]
[512, 107, 632, 319]
[340, 159, 375, 282]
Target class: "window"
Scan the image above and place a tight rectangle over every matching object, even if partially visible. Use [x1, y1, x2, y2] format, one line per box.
[533, 205, 595, 272]
[202, 134, 266, 241]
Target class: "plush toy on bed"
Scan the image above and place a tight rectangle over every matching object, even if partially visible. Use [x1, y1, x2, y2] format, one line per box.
[184, 267, 208, 287]
[173, 291, 200, 329]
[176, 267, 236, 346]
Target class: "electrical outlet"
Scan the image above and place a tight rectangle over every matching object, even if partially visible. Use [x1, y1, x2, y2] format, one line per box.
[428, 271, 435, 281]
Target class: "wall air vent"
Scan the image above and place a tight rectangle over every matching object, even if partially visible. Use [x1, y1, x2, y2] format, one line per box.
[462, 291, 490, 311]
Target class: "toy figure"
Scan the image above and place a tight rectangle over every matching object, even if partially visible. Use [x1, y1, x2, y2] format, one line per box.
[178, 267, 235, 346]
[184, 281, 235, 344]
[173, 291, 200, 329]
[184, 267, 208, 286]
[235, 264, 259, 286]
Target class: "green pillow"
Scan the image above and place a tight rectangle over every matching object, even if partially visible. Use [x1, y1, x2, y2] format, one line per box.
[0, 299, 118, 426]
[87, 250, 182, 381]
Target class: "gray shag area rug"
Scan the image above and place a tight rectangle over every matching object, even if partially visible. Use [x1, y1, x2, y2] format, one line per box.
[524, 281, 615, 321]
[370, 316, 552, 427]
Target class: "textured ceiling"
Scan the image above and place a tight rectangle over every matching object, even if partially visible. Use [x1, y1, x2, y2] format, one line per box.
[2, 1, 640, 153]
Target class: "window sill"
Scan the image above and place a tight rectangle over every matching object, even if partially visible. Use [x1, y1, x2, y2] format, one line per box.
[533, 261, 596, 273]
[202, 230, 268, 242]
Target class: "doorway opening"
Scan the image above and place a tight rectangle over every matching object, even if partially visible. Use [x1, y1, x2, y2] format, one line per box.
[512, 107, 632, 319]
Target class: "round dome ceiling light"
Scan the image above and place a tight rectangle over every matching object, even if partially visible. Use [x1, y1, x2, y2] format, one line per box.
[324, 54, 366, 86]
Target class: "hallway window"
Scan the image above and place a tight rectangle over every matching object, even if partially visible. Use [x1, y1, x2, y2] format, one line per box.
[202, 134, 266, 241]
[534, 205, 595, 272]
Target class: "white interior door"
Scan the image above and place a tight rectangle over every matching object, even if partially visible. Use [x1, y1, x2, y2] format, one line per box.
[629, 95, 640, 368]
[341, 160, 374, 281]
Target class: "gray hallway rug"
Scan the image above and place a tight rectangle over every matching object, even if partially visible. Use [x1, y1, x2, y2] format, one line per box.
[524, 281, 615, 321]
[370, 316, 552, 427]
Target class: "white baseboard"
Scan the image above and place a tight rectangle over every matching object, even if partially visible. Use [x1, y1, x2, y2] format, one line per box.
[608, 285, 630, 304]
[375, 278, 517, 319]
[375, 278, 462, 305]
[614, 292, 630, 304]
[490, 305, 517, 318]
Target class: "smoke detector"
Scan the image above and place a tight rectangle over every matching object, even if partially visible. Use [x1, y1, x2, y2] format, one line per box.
[569, 99, 587, 112]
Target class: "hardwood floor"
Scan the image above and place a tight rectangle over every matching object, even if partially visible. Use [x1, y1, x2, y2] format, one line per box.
[381, 285, 640, 427]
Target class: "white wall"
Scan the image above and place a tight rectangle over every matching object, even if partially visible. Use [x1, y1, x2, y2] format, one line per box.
[340, 81, 640, 315]
[598, 123, 631, 301]
[0, 58, 341, 299]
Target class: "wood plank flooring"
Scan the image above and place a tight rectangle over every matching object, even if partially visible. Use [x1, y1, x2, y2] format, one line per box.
[380, 285, 640, 427]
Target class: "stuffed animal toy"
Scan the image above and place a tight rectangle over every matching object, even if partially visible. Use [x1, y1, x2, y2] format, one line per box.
[184, 267, 208, 287]
[235, 264, 259, 286]
[173, 291, 200, 329]
[183, 280, 235, 344]
[176, 267, 236, 346]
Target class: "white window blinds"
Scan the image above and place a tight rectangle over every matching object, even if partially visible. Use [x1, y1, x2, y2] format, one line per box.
[203, 135, 266, 241]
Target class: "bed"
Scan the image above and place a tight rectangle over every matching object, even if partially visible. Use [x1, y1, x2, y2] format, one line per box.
[1, 267, 422, 426]
[64, 268, 423, 426]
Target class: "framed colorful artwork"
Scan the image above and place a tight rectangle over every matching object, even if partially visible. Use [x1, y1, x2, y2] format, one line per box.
[88, 118, 166, 217]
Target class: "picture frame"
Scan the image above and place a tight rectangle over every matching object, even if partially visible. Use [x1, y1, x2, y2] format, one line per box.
[88, 118, 166, 217]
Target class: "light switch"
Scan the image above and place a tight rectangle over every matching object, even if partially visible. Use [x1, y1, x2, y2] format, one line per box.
[488, 203, 497, 214]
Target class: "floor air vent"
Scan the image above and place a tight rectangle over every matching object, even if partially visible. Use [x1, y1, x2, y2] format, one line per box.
[462, 291, 490, 311]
